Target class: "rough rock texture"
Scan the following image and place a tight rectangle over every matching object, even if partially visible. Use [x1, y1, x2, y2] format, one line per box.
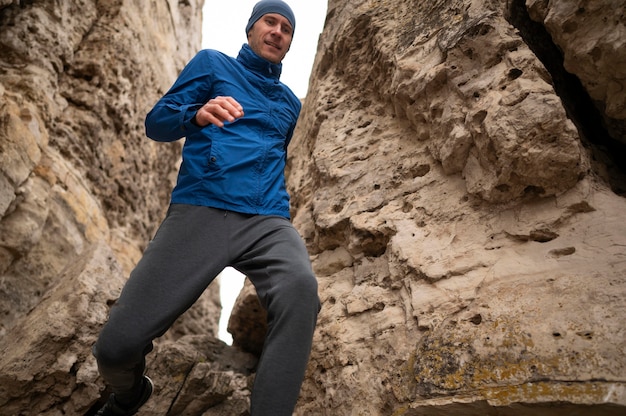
[1, 0, 626, 415]
[0, 0, 205, 334]
[286, 0, 626, 414]
[0, 1, 247, 415]
[526, 0, 626, 144]
[0, 242, 126, 415]
[228, 279, 268, 357]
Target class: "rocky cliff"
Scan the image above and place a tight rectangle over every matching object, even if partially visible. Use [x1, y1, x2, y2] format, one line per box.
[0, 1, 232, 414]
[289, 0, 626, 414]
[1, 0, 625, 415]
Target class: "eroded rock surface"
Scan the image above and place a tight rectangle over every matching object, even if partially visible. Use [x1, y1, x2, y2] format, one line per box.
[287, 0, 626, 414]
[0, 1, 245, 414]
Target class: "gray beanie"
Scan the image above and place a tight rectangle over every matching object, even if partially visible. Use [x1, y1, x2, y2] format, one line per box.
[245, 0, 296, 36]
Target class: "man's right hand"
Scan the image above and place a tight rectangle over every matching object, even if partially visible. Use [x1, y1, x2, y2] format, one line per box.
[194, 96, 244, 128]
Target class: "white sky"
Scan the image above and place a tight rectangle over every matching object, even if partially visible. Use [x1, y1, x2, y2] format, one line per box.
[201, 1, 328, 343]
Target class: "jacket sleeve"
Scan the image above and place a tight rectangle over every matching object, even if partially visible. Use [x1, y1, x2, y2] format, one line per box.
[145, 50, 214, 142]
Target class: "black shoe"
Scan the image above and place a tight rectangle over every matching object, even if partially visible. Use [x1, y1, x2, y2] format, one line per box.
[95, 376, 153, 416]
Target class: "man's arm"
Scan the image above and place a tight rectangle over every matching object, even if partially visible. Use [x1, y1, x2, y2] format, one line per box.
[145, 51, 243, 141]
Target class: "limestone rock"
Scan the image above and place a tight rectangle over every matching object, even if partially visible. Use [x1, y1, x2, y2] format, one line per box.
[0, 1, 240, 414]
[139, 335, 257, 416]
[228, 279, 268, 357]
[526, 0, 626, 142]
[285, 0, 626, 414]
[0, 241, 125, 414]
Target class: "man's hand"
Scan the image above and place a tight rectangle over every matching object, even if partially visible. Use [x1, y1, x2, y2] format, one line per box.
[194, 96, 244, 128]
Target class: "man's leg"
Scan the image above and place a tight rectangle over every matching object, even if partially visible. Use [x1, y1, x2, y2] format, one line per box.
[231, 214, 320, 416]
[93, 205, 231, 410]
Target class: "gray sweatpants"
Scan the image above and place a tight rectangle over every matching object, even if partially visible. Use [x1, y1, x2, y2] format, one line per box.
[93, 204, 320, 416]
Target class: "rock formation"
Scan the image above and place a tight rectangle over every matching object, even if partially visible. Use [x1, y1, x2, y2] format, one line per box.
[0, 1, 236, 414]
[0, 0, 625, 415]
[288, 0, 626, 414]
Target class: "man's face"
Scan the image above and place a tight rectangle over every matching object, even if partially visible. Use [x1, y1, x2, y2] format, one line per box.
[247, 13, 293, 64]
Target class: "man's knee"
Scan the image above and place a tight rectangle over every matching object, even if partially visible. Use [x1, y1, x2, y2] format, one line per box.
[93, 327, 145, 369]
[278, 269, 320, 317]
[289, 267, 318, 297]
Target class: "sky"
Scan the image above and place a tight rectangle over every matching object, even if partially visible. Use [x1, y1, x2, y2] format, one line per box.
[201, 0, 328, 344]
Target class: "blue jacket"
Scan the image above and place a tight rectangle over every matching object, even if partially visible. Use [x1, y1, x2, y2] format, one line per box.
[145, 44, 302, 219]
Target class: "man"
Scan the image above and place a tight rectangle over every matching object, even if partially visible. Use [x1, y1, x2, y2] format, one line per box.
[92, 1, 320, 415]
